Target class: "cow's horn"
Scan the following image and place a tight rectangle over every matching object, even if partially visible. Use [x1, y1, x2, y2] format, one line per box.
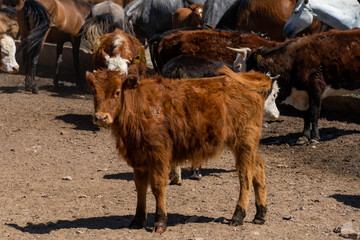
[271, 74, 281, 80]
[227, 47, 251, 54]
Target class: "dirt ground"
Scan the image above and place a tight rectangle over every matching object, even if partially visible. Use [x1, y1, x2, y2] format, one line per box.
[0, 66, 359, 240]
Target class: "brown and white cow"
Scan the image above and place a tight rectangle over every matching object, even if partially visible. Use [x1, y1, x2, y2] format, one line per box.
[231, 28, 360, 146]
[0, 34, 18, 73]
[93, 28, 146, 78]
[149, 28, 280, 73]
[172, 4, 203, 29]
[87, 67, 272, 232]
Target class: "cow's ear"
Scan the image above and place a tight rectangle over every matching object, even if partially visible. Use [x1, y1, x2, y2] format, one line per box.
[122, 74, 140, 89]
[86, 71, 95, 89]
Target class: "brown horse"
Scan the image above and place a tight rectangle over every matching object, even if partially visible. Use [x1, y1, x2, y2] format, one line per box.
[5, 0, 91, 93]
[216, 0, 323, 41]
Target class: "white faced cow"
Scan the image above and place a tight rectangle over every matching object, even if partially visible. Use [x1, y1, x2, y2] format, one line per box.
[0, 34, 19, 73]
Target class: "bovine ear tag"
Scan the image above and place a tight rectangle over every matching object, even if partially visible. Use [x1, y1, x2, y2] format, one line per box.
[123, 74, 140, 89]
[257, 54, 263, 61]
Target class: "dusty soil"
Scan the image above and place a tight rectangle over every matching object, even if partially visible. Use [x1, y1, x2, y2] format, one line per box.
[0, 68, 359, 240]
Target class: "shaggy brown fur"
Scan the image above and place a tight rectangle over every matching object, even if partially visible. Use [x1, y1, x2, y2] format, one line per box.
[87, 66, 271, 232]
[246, 28, 360, 143]
[93, 28, 146, 77]
[172, 4, 203, 29]
[151, 29, 280, 73]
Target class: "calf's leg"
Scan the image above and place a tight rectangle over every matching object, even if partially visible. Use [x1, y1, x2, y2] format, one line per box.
[129, 168, 149, 229]
[150, 162, 169, 233]
[231, 144, 257, 226]
[252, 154, 267, 224]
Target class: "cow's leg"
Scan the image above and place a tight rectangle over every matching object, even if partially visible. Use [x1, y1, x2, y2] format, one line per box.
[150, 162, 169, 233]
[231, 141, 257, 226]
[53, 42, 64, 89]
[297, 110, 311, 145]
[129, 168, 149, 229]
[71, 36, 83, 89]
[169, 163, 182, 186]
[309, 95, 322, 145]
[252, 154, 267, 224]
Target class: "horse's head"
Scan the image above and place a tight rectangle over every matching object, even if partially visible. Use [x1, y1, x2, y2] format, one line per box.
[3, 0, 25, 10]
[283, 0, 313, 38]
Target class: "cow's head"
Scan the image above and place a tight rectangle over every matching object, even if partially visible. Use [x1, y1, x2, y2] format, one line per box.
[102, 50, 130, 73]
[0, 34, 19, 73]
[263, 79, 280, 121]
[227, 47, 251, 72]
[86, 69, 139, 127]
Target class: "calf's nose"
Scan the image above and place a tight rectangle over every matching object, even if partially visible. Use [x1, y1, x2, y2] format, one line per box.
[94, 112, 113, 126]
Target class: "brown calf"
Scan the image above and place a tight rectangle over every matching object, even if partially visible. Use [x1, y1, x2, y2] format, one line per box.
[93, 28, 146, 78]
[172, 4, 204, 29]
[87, 67, 271, 232]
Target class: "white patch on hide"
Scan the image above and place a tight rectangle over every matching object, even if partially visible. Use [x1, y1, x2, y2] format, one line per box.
[282, 87, 309, 111]
[113, 34, 125, 48]
[0, 35, 19, 73]
[105, 54, 130, 74]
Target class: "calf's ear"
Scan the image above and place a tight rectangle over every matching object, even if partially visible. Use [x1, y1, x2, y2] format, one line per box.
[86, 71, 95, 89]
[122, 74, 140, 89]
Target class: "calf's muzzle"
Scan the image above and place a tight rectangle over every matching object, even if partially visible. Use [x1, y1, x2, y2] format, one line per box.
[94, 112, 113, 126]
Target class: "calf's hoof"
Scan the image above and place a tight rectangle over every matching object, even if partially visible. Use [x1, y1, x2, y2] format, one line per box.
[296, 136, 309, 145]
[253, 205, 267, 225]
[189, 169, 202, 180]
[153, 222, 167, 233]
[310, 139, 319, 147]
[230, 217, 244, 226]
[169, 179, 182, 186]
[230, 206, 246, 226]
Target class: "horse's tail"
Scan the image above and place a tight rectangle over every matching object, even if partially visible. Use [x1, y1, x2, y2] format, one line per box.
[79, 13, 136, 52]
[20, 0, 50, 71]
[148, 34, 162, 74]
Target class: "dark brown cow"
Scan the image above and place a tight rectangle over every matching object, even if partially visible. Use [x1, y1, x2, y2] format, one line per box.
[172, 4, 204, 29]
[234, 28, 360, 145]
[87, 67, 272, 232]
[149, 28, 280, 73]
[93, 28, 146, 78]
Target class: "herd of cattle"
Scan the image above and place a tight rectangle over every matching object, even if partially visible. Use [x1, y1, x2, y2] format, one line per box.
[0, 0, 359, 233]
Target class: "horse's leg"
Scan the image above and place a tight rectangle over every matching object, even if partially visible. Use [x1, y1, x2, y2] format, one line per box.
[54, 42, 64, 89]
[150, 159, 169, 233]
[30, 55, 39, 94]
[252, 154, 267, 224]
[129, 168, 150, 229]
[71, 36, 82, 88]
